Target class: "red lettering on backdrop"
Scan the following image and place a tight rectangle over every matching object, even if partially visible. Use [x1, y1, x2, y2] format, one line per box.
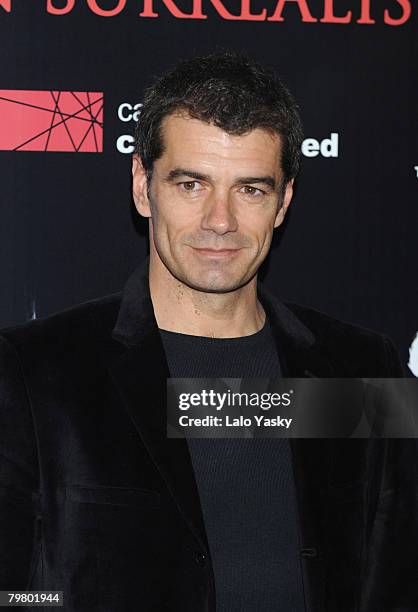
[139, 0, 158, 16]
[210, 0, 267, 20]
[12, 0, 412, 25]
[46, 0, 75, 14]
[384, 0, 411, 25]
[0, 0, 11, 12]
[86, 0, 127, 16]
[320, 0, 351, 23]
[268, 0, 317, 22]
[357, 0, 375, 24]
[139, 0, 207, 18]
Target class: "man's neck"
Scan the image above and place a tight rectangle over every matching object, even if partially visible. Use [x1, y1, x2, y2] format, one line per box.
[148, 258, 266, 339]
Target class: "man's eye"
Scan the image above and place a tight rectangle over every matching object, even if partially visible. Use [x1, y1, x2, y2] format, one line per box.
[240, 185, 265, 196]
[179, 181, 201, 192]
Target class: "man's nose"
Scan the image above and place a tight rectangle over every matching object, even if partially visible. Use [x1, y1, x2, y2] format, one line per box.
[200, 190, 238, 234]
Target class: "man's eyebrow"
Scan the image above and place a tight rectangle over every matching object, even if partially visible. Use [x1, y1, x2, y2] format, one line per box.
[164, 168, 212, 182]
[235, 176, 276, 190]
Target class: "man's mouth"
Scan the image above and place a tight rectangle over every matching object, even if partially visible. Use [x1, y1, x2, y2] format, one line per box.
[191, 247, 242, 258]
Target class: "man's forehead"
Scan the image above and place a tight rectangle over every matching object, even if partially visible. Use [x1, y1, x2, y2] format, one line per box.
[160, 112, 281, 152]
[158, 112, 282, 172]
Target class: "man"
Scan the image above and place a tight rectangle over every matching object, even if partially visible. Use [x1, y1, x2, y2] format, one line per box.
[0, 52, 417, 612]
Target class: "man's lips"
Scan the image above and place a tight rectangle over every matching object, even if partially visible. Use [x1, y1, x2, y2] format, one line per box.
[193, 248, 241, 252]
[191, 246, 242, 257]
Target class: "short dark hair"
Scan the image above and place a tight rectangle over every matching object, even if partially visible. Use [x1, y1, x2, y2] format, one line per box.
[134, 51, 304, 190]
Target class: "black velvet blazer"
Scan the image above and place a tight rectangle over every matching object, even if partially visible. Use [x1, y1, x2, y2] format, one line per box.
[0, 257, 417, 612]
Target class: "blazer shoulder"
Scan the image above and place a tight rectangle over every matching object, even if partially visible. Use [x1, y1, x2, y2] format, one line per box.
[283, 301, 385, 343]
[0, 292, 122, 354]
[283, 301, 404, 376]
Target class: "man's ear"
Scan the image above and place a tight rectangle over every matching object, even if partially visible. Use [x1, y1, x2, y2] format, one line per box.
[274, 179, 294, 229]
[132, 154, 151, 218]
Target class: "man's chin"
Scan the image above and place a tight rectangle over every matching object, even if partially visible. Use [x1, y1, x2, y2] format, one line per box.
[176, 273, 249, 294]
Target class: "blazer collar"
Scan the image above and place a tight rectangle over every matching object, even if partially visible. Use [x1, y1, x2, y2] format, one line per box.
[110, 257, 333, 611]
[111, 255, 158, 347]
[112, 254, 335, 378]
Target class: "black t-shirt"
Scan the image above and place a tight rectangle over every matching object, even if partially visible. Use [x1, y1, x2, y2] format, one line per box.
[159, 317, 306, 612]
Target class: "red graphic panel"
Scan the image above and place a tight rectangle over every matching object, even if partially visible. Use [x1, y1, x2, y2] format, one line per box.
[0, 90, 104, 152]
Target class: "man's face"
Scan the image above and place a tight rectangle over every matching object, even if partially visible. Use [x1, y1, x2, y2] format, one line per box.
[132, 113, 293, 293]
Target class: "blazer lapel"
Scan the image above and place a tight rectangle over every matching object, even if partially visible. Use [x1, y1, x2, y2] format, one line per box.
[110, 258, 336, 611]
[257, 283, 336, 611]
[109, 257, 209, 553]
